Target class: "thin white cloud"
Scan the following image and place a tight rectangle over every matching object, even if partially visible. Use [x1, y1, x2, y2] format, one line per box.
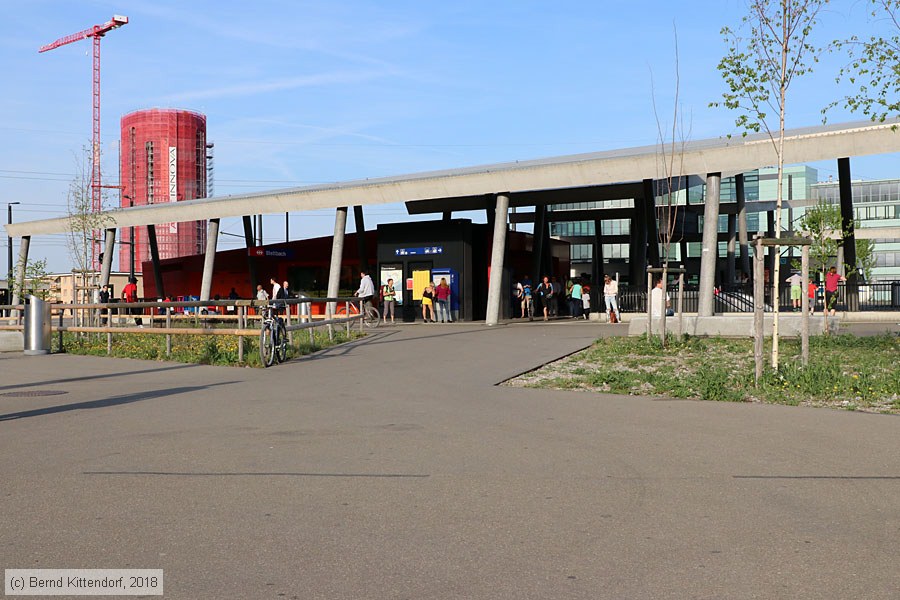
[158, 70, 388, 103]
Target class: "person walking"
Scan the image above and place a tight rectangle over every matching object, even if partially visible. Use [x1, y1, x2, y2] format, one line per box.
[434, 278, 452, 323]
[122, 276, 143, 327]
[650, 277, 673, 318]
[808, 279, 819, 315]
[382, 278, 397, 324]
[581, 285, 591, 319]
[536, 276, 553, 321]
[421, 282, 436, 322]
[603, 274, 621, 323]
[99, 284, 110, 326]
[518, 276, 533, 320]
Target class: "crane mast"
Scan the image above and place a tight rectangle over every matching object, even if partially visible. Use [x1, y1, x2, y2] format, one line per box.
[40, 15, 128, 271]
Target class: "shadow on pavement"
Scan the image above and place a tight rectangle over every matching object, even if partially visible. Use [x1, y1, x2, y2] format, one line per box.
[0, 381, 238, 422]
[0, 363, 199, 392]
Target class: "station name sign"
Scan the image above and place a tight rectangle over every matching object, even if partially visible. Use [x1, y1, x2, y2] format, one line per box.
[249, 247, 295, 259]
[394, 246, 443, 256]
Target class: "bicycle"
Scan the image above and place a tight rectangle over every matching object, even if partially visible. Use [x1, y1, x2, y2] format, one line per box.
[335, 299, 381, 328]
[259, 303, 288, 367]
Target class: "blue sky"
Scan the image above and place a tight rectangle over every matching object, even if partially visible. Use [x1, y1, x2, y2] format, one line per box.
[1, 0, 895, 273]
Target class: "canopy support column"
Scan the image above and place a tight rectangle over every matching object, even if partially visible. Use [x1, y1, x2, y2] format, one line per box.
[199, 218, 220, 301]
[698, 172, 721, 316]
[485, 194, 510, 326]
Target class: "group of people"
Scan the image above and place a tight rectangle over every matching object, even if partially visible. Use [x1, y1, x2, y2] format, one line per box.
[515, 274, 623, 323]
[354, 270, 454, 324]
[786, 265, 845, 316]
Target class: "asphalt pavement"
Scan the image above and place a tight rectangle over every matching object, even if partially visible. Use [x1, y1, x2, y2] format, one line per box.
[1, 320, 898, 599]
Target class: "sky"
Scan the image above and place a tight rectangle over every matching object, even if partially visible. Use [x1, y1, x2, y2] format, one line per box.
[1, 0, 896, 273]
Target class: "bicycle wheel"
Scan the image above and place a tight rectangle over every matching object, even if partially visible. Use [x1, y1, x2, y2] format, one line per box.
[259, 322, 276, 367]
[275, 320, 288, 363]
[364, 306, 380, 328]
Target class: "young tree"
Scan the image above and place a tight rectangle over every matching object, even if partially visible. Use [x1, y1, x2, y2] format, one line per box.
[712, 0, 828, 369]
[650, 26, 690, 347]
[830, 0, 900, 124]
[66, 146, 112, 325]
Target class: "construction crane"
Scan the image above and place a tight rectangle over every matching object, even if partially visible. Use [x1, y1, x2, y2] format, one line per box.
[40, 15, 129, 270]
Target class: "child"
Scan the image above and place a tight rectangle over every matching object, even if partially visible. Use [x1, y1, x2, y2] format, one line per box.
[808, 281, 819, 314]
[581, 288, 591, 320]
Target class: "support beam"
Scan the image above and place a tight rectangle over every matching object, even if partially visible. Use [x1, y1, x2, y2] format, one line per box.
[242, 216, 258, 296]
[592, 219, 603, 285]
[630, 204, 647, 287]
[736, 173, 751, 280]
[10, 236, 30, 309]
[838, 157, 859, 310]
[485, 194, 510, 326]
[146, 224, 165, 299]
[199, 218, 220, 301]
[100, 228, 116, 288]
[643, 179, 660, 268]
[531, 204, 547, 285]
[353, 206, 368, 273]
[326, 207, 349, 317]
[698, 172, 721, 316]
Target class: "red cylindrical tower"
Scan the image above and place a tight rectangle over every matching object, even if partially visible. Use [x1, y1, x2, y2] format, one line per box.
[119, 109, 208, 273]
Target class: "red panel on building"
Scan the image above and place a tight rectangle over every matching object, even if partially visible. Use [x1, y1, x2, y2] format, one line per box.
[119, 108, 208, 273]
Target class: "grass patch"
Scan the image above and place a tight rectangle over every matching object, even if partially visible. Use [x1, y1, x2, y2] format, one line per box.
[507, 334, 900, 413]
[54, 328, 365, 367]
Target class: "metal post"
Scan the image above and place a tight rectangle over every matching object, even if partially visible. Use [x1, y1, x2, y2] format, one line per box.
[166, 309, 172, 358]
[677, 271, 684, 341]
[237, 305, 244, 362]
[485, 194, 510, 326]
[698, 172, 721, 316]
[199, 218, 220, 301]
[646, 270, 653, 339]
[753, 238, 765, 383]
[7, 202, 20, 291]
[801, 244, 810, 366]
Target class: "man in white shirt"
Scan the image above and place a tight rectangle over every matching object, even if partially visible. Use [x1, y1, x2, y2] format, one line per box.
[356, 271, 375, 310]
[650, 278, 672, 318]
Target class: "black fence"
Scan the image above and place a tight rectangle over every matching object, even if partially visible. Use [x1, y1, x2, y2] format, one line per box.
[616, 281, 900, 314]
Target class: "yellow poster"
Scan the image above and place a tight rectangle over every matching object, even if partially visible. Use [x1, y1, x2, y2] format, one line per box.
[412, 270, 432, 301]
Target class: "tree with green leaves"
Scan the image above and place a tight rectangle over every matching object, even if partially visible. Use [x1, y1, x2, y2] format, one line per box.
[830, 0, 900, 124]
[711, 0, 828, 369]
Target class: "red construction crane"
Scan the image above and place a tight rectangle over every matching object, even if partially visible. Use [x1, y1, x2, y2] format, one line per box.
[40, 15, 129, 270]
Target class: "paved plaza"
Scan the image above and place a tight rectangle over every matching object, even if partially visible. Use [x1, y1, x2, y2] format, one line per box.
[1, 322, 899, 599]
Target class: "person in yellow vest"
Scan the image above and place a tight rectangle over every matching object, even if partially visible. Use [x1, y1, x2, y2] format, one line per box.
[382, 278, 396, 324]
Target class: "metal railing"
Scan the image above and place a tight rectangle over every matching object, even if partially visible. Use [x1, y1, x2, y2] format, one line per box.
[0, 296, 366, 358]
[616, 281, 900, 313]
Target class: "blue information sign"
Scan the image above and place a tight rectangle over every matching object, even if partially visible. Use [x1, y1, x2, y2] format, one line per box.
[394, 246, 443, 256]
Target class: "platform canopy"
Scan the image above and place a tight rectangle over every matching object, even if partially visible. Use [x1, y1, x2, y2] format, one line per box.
[7, 118, 900, 238]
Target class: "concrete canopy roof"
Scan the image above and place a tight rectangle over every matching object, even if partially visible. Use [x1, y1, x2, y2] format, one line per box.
[8, 118, 900, 238]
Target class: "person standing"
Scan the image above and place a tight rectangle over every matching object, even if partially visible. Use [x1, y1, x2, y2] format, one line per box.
[649, 278, 672, 318]
[536, 276, 553, 321]
[603, 275, 621, 323]
[550, 276, 562, 317]
[99, 284, 110, 326]
[786, 271, 803, 312]
[825, 266, 845, 316]
[808, 279, 819, 315]
[421, 282, 436, 322]
[382, 278, 397, 324]
[434, 277, 452, 323]
[256, 284, 269, 302]
[122, 276, 142, 327]
[569, 279, 583, 319]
